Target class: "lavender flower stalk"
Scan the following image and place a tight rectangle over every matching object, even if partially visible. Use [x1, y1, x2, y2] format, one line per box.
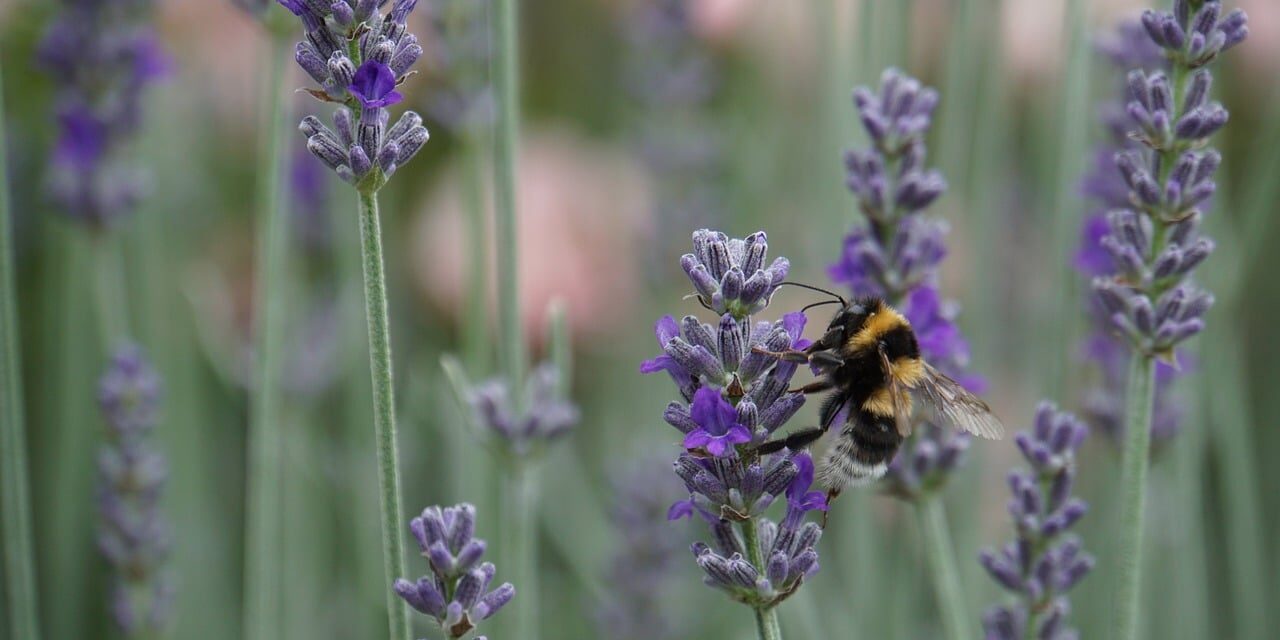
[644, 229, 826, 640]
[1093, 4, 1247, 638]
[980, 403, 1093, 640]
[395, 504, 515, 639]
[1075, 22, 1186, 452]
[827, 69, 980, 640]
[38, 0, 167, 229]
[279, 3, 431, 639]
[96, 345, 173, 637]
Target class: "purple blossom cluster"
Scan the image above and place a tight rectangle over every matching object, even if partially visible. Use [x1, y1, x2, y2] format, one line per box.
[419, 0, 495, 134]
[281, 0, 431, 192]
[394, 504, 515, 639]
[1076, 21, 1187, 450]
[828, 69, 981, 500]
[468, 363, 580, 457]
[625, 0, 724, 251]
[642, 229, 826, 611]
[38, 0, 168, 228]
[95, 345, 173, 636]
[1086, 1, 1246, 363]
[980, 403, 1094, 640]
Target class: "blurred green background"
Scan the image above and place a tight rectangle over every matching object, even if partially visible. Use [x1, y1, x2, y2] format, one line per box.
[2, 0, 1278, 638]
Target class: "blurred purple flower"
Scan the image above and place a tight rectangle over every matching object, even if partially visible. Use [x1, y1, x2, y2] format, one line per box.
[419, 0, 494, 134]
[95, 344, 173, 635]
[597, 454, 688, 640]
[469, 363, 579, 457]
[828, 68, 984, 499]
[38, 0, 169, 228]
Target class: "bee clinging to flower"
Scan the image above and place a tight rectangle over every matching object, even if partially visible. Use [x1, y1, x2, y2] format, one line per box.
[756, 292, 1003, 492]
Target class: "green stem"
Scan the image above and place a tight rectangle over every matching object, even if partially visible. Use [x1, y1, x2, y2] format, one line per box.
[741, 518, 784, 640]
[1046, 0, 1091, 398]
[501, 463, 539, 640]
[1111, 353, 1156, 640]
[92, 236, 130, 345]
[0, 57, 42, 640]
[243, 34, 291, 640]
[357, 191, 411, 640]
[917, 498, 970, 640]
[460, 136, 490, 375]
[493, 0, 523, 393]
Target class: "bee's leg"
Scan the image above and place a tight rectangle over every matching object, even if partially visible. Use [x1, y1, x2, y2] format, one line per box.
[807, 350, 845, 369]
[757, 395, 849, 454]
[821, 488, 842, 529]
[789, 379, 835, 395]
[757, 427, 827, 454]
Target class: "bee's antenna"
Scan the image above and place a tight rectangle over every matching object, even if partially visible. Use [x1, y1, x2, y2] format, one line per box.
[775, 281, 847, 306]
[800, 299, 844, 314]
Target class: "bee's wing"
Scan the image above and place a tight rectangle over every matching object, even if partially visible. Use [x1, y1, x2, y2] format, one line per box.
[878, 347, 913, 438]
[912, 362, 1005, 439]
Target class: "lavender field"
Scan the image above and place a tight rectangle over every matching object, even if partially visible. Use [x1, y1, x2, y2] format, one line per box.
[1, 1, 1278, 639]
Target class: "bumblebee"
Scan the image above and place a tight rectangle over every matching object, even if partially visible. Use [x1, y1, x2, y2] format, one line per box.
[757, 295, 1003, 491]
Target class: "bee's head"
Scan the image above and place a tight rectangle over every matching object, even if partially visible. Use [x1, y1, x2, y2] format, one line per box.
[813, 297, 880, 351]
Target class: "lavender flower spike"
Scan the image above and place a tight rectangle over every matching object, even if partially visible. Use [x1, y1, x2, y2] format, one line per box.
[469, 363, 580, 458]
[980, 403, 1093, 640]
[682, 229, 789, 318]
[396, 504, 515, 639]
[1090, 6, 1247, 639]
[38, 0, 168, 228]
[645, 227, 825, 636]
[96, 345, 173, 636]
[827, 68, 984, 500]
[282, 0, 430, 193]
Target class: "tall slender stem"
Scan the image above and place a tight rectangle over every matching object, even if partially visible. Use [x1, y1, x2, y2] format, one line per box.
[741, 518, 783, 640]
[918, 497, 970, 640]
[92, 236, 130, 345]
[460, 136, 490, 375]
[501, 463, 538, 640]
[243, 34, 291, 640]
[1111, 353, 1155, 640]
[357, 191, 411, 640]
[1046, 0, 1091, 398]
[493, 0, 523, 393]
[0, 58, 42, 640]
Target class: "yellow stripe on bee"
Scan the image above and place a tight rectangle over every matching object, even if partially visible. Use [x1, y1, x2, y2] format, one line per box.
[847, 305, 910, 350]
[892, 357, 926, 387]
[862, 388, 913, 418]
